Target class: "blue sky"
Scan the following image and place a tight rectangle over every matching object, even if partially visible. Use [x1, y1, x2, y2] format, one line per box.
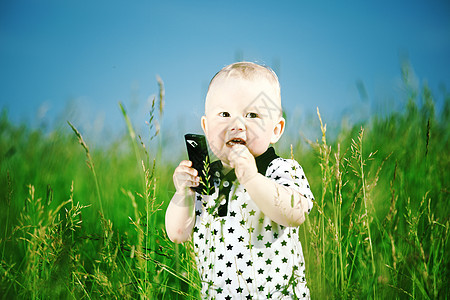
[1, 0, 449, 145]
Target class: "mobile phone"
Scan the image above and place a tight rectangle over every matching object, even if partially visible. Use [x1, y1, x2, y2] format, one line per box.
[184, 134, 213, 195]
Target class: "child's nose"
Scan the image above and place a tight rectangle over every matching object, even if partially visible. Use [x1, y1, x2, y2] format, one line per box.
[230, 116, 246, 131]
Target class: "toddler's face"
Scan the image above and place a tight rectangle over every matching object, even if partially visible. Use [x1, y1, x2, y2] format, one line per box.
[201, 76, 285, 168]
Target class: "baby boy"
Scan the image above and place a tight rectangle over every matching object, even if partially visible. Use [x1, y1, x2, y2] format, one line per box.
[165, 62, 314, 299]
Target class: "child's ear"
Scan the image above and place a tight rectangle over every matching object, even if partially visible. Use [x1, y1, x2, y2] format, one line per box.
[270, 117, 285, 144]
[201, 116, 208, 135]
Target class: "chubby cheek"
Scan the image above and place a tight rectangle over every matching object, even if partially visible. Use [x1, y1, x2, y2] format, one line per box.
[247, 139, 270, 157]
[206, 126, 228, 156]
[246, 125, 272, 156]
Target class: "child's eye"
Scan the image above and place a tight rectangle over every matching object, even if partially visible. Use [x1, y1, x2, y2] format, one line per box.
[245, 112, 259, 118]
[219, 112, 230, 117]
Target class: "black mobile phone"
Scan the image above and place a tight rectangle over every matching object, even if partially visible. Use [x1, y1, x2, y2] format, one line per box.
[184, 134, 213, 195]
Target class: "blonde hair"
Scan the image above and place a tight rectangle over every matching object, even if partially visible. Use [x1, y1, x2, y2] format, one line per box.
[208, 62, 281, 98]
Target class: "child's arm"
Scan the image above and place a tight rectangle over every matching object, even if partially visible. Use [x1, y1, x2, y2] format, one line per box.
[165, 160, 199, 243]
[229, 145, 311, 227]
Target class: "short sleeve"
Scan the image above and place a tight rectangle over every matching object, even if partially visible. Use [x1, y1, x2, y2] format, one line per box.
[266, 158, 314, 214]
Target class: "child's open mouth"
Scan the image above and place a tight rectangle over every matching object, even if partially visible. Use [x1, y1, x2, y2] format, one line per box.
[226, 138, 246, 147]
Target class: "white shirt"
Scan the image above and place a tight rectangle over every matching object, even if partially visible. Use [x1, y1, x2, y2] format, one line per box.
[193, 148, 314, 299]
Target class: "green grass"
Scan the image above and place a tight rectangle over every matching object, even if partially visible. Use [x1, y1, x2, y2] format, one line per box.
[1, 65, 449, 299]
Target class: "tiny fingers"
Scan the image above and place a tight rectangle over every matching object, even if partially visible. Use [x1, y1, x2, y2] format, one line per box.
[173, 161, 200, 192]
[179, 160, 192, 167]
[176, 161, 198, 177]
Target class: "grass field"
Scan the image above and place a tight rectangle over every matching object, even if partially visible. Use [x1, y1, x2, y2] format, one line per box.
[1, 66, 449, 299]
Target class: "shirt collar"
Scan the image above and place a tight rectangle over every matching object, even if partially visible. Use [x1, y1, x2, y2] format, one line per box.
[210, 146, 279, 180]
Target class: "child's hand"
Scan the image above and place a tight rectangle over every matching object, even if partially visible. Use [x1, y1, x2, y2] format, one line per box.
[173, 160, 200, 195]
[228, 145, 258, 184]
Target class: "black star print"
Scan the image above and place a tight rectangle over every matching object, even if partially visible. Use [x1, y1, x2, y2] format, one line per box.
[199, 233, 204, 239]
[217, 287, 223, 294]
[246, 277, 253, 283]
[225, 296, 232, 300]
[226, 261, 232, 267]
[193, 226, 199, 233]
[264, 241, 272, 248]
[246, 260, 253, 266]
[265, 259, 272, 265]
[281, 240, 287, 246]
[196, 210, 201, 216]
[257, 251, 263, 257]
[218, 254, 224, 260]
[283, 274, 288, 280]
[282, 257, 288, 263]
[217, 271, 223, 277]
[230, 211, 236, 217]
[225, 278, 232, 285]
[258, 285, 264, 291]
[237, 253, 243, 259]
[238, 236, 244, 242]
[257, 234, 264, 241]
[265, 224, 272, 231]
[228, 227, 235, 234]
[266, 276, 272, 282]
[246, 295, 252, 300]
[257, 268, 264, 274]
